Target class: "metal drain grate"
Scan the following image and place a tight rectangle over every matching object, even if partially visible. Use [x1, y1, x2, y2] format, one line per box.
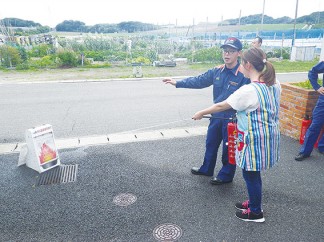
[113, 193, 137, 206]
[36, 164, 78, 186]
[153, 223, 183, 241]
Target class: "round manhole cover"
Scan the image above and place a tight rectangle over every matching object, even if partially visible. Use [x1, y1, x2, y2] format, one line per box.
[113, 193, 137, 206]
[153, 223, 183, 241]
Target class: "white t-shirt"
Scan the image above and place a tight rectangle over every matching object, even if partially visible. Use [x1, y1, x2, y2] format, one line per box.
[227, 84, 259, 113]
[227, 80, 281, 113]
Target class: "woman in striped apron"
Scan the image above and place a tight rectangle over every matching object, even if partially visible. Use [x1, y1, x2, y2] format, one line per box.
[192, 47, 281, 222]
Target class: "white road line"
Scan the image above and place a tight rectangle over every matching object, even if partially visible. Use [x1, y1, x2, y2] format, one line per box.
[0, 126, 207, 155]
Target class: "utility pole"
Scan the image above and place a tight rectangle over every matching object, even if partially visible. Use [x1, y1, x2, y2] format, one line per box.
[205, 16, 208, 42]
[292, 0, 299, 46]
[261, 0, 265, 32]
[192, 18, 195, 39]
[192, 18, 195, 63]
[238, 10, 242, 38]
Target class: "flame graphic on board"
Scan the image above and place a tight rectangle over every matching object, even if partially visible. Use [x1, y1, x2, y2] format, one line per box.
[39, 143, 57, 164]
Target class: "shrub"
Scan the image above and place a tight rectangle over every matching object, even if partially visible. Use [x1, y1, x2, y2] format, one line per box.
[132, 56, 151, 65]
[266, 47, 290, 59]
[17, 46, 28, 62]
[28, 43, 55, 57]
[193, 47, 223, 63]
[83, 51, 106, 61]
[291, 79, 322, 90]
[56, 50, 78, 67]
[16, 62, 30, 70]
[31, 55, 57, 68]
[273, 47, 290, 59]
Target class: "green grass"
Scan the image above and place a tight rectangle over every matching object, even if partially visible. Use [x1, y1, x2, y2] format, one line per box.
[189, 63, 216, 70]
[239, 24, 304, 31]
[291, 79, 322, 89]
[5, 60, 317, 75]
[186, 59, 317, 73]
[270, 60, 318, 72]
[1, 60, 319, 83]
[189, 60, 317, 73]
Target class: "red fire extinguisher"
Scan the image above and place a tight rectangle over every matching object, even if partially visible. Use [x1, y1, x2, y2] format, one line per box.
[299, 115, 311, 145]
[315, 126, 324, 148]
[227, 119, 237, 165]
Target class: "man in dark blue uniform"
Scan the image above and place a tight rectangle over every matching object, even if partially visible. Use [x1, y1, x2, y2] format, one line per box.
[163, 37, 250, 184]
[295, 61, 324, 161]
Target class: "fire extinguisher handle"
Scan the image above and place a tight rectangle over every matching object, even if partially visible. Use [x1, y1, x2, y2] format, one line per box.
[230, 115, 237, 122]
[202, 115, 236, 120]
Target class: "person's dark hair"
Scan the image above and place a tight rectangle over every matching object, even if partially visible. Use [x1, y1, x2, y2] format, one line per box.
[242, 47, 276, 86]
[256, 36, 262, 44]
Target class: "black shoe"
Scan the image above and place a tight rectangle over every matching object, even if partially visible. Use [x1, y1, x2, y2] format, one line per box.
[190, 167, 213, 177]
[294, 153, 310, 161]
[210, 177, 232, 185]
[235, 208, 265, 223]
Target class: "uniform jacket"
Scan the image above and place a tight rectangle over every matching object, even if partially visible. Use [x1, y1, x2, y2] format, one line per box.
[308, 61, 324, 91]
[176, 61, 250, 118]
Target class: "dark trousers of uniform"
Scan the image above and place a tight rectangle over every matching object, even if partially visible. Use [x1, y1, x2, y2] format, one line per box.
[198, 117, 236, 181]
[300, 95, 324, 155]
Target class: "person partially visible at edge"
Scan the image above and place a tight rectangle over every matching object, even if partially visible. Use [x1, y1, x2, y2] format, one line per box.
[193, 47, 281, 222]
[162, 37, 250, 185]
[251, 36, 262, 48]
[295, 61, 324, 161]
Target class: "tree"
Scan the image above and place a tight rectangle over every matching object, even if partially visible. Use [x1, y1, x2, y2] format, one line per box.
[0, 45, 22, 67]
[297, 11, 324, 24]
[117, 21, 155, 33]
[0, 18, 41, 27]
[55, 20, 86, 32]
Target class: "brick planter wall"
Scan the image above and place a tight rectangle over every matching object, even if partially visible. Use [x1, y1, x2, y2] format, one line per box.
[280, 82, 319, 140]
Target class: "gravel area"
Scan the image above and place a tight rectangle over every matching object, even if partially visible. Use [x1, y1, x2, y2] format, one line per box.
[0, 64, 205, 83]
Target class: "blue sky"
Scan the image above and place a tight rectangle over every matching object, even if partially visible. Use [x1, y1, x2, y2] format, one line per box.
[1, 0, 323, 27]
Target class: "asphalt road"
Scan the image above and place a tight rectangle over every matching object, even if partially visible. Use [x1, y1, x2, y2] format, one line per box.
[1, 133, 323, 241]
[0, 79, 211, 143]
[0, 72, 308, 143]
